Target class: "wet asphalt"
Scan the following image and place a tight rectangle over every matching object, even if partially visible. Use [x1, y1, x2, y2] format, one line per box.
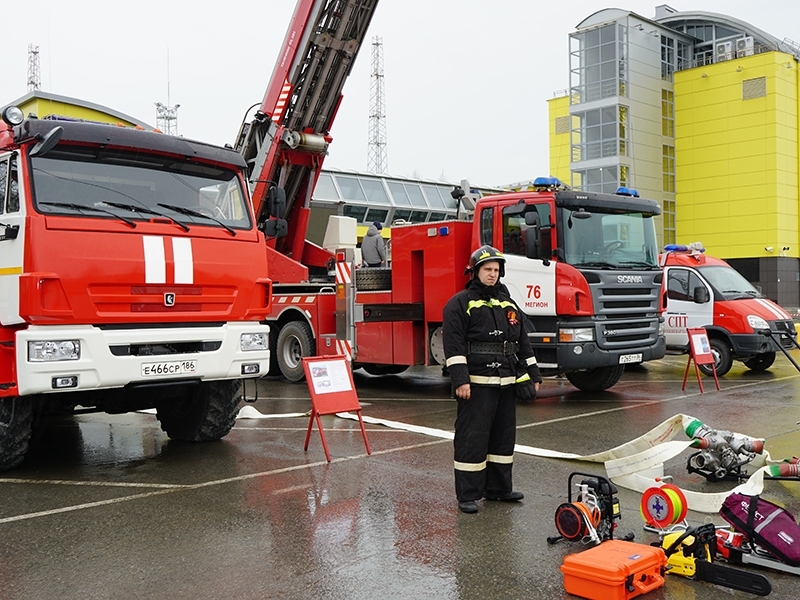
[2, 354, 800, 599]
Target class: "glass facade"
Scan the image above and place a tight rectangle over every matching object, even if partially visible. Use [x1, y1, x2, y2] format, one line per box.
[312, 170, 500, 226]
[570, 23, 627, 104]
[570, 105, 628, 162]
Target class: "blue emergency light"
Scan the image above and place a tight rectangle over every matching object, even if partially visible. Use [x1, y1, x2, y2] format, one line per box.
[664, 243, 705, 253]
[614, 187, 640, 197]
[532, 177, 567, 190]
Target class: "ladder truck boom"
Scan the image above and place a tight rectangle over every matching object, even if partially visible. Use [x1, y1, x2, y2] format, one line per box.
[235, 0, 379, 278]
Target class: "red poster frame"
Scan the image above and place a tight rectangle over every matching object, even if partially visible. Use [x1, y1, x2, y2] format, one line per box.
[682, 327, 720, 392]
[302, 355, 371, 461]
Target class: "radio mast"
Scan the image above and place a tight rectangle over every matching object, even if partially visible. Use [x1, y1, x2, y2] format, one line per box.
[367, 36, 387, 173]
[27, 44, 41, 92]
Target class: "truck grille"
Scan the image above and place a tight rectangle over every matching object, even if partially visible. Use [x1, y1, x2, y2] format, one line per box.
[585, 271, 662, 350]
[770, 319, 797, 348]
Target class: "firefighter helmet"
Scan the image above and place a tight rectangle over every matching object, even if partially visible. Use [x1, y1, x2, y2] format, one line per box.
[465, 245, 505, 278]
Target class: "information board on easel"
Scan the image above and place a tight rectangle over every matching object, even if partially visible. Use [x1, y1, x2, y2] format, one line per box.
[302, 355, 371, 461]
[682, 327, 720, 392]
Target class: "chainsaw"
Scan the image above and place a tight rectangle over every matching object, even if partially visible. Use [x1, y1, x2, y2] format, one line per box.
[660, 522, 772, 596]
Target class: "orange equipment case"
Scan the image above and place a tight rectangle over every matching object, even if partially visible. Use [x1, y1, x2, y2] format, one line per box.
[560, 540, 667, 600]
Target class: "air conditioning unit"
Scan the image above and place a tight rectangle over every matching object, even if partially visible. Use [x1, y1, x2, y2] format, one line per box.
[716, 41, 733, 62]
[736, 36, 755, 57]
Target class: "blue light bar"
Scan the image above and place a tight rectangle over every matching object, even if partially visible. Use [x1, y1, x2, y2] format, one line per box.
[533, 176, 563, 188]
[615, 187, 640, 197]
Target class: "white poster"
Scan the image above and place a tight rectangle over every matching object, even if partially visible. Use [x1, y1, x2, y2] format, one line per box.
[309, 359, 353, 394]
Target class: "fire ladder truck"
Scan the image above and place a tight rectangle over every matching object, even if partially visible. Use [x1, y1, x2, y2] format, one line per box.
[237, 0, 666, 390]
[234, 0, 380, 381]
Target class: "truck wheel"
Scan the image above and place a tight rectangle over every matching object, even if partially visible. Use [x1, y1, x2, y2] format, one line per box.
[565, 365, 625, 392]
[355, 267, 392, 291]
[267, 325, 281, 376]
[156, 380, 241, 441]
[0, 398, 33, 471]
[698, 338, 733, 377]
[277, 321, 315, 382]
[743, 351, 776, 371]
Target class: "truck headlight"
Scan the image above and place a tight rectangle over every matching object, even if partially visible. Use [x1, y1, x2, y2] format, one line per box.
[747, 315, 769, 331]
[241, 332, 268, 352]
[658, 319, 665, 336]
[559, 328, 595, 343]
[28, 340, 80, 362]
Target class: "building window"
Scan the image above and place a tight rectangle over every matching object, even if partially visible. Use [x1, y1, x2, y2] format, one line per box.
[662, 145, 675, 193]
[570, 23, 624, 104]
[571, 105, 629, 162]
[661, 36, 675, 82]
[663, 198, 676, 245]
[661, 90, 674, 137]
[555, 115, 570, 135]
[572, 167, 619, 194]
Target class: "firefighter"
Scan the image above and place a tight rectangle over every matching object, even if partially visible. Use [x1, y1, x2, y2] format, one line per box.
[442, 245, 541, 514]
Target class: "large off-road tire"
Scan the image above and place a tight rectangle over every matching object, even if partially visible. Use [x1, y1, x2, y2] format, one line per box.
[355, 267, 392, 291]
[744, 351, 776, 371]
[276, 321, 315, 382]
[156, 380, 241, 441]
[565, 365, 625, 392]
[0, 398, 34, 470]
[698, 338, 733, 377]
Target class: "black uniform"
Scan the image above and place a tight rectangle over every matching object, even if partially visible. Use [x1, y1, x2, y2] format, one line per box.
[442, 278, 542, 502]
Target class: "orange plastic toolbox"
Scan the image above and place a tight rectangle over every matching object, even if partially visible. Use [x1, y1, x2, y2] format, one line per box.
[560, 540, 667, 600]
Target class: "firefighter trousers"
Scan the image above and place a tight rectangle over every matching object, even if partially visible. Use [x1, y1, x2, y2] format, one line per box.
[453, 384, 517, 502]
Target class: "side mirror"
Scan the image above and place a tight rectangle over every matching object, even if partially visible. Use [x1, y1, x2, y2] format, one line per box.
[693, 286, 710, 303]
[263, 218, 288, 238]
[30, 126, 63, 158]
[267, 186, 286, 219]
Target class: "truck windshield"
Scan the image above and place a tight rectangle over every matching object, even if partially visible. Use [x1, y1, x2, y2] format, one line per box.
[696, 265, 762, 299]
[560, 207, 659, 268]
[31, 147, 252, 230]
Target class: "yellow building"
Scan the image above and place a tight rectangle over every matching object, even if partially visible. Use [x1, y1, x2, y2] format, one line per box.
[7, 90, 152, 129]
[551, 7, 800, 305]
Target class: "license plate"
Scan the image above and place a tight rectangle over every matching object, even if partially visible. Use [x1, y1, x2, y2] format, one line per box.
[618, 353, 642, 365]
[142, 360, 197, 377]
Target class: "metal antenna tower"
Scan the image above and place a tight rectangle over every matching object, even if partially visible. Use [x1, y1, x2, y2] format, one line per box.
[367, 36, 387, 173]
[27, 44, 41, 92]
[155, 47, 180, 135]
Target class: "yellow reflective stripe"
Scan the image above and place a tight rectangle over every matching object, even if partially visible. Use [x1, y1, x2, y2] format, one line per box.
[487, 453, 514, 464]
[0, 266, 22, 276]
[465, 298, 517, 315]
[454, 459, 486, 472]
[515, 373, 531, 384]
[469, 375, 516, 385]
[446, 355, 467, 367]
[525, 356, 538, 366]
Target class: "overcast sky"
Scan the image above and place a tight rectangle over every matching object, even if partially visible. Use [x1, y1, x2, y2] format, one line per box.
[1, 1, 798, 187]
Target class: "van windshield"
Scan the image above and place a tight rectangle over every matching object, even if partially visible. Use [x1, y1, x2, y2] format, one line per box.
[31, 146, 252, 230]
[696, 265, 762, 299]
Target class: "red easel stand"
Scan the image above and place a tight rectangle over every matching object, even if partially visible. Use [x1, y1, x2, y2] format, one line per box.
[681, 327, 720, 392]
[302, 355, 371, 462]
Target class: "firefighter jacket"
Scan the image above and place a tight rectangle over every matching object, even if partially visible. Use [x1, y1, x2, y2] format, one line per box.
[442, 278, 542, 388]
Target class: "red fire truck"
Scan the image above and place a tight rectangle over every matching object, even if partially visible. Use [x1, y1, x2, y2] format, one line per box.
[238, 0, 666, 392]
[0, 107, 272, 470]
[661, 244, 797, 376]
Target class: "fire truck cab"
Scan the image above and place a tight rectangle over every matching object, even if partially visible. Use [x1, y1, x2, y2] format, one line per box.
[661, 244, 796, 376]
[0, 106, 272, 470]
